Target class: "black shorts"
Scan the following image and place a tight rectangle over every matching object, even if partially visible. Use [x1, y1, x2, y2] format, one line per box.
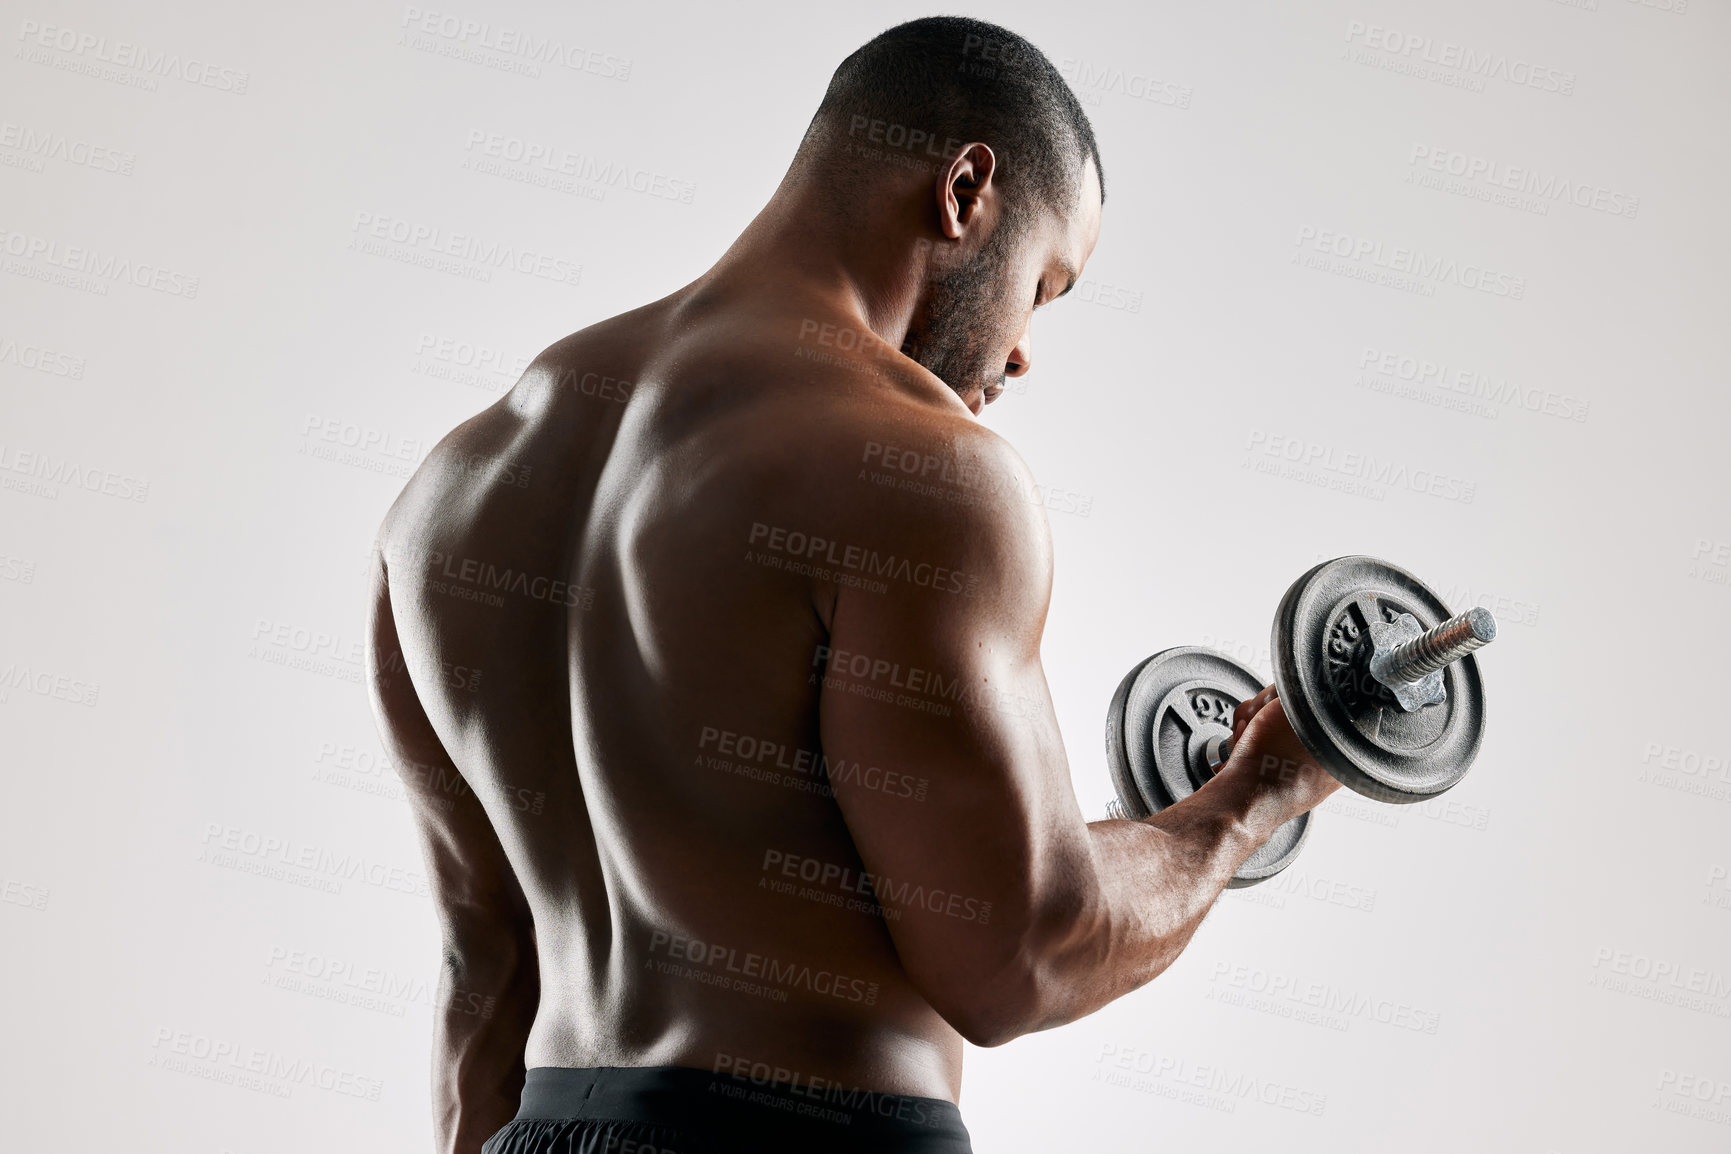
[481, 1066, 973, 1154]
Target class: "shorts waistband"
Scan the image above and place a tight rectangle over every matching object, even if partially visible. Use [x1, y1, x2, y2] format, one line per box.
[514, 1065, 970, 1147]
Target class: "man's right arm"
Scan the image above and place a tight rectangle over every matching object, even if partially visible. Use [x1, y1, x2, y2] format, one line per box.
[817, 427, 1336, 1046]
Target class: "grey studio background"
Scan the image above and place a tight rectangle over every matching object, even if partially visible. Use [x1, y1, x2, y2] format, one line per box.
[2, 0, 1727, 1150]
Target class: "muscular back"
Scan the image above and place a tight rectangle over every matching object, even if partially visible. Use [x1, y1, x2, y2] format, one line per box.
[367, 287, 1071, 1105]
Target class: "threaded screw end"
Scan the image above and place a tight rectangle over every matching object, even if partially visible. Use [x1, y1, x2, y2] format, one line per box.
[1378, 607, 1497, 683]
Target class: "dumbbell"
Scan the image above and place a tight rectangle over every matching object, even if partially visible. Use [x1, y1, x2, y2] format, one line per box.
[1104, 556, 1494, 887]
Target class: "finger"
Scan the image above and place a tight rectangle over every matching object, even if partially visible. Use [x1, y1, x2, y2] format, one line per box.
[1231, 685, 1276, 738]
[1229, 691, 1258, 738]
[1241, 685, 1274, 722]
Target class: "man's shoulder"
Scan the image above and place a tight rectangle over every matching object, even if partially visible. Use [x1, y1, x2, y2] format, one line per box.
[836, 402, 1037, 520]
[734, 366, 1050, 575]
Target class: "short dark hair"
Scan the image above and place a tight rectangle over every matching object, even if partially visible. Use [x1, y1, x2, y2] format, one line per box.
[803, 17, 1104, 220]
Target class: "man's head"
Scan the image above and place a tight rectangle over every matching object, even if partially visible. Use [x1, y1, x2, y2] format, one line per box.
[797, 17, 1105, 410]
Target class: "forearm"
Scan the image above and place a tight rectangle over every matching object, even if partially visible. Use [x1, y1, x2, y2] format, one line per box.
[431, 946, 539, 1154]
[1013, 778, 1274, 1034]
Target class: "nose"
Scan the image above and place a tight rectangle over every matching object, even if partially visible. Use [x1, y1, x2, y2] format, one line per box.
[1006, 324, 1032, 378]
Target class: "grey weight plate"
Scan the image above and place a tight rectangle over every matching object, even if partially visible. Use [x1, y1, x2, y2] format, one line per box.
[1105, 654, 1157, 819]
[1271, 556, 1487, 804]
[1109, 646, 1310, 888]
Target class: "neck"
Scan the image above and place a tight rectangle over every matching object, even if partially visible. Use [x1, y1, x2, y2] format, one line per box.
[699, 169, 930, 350]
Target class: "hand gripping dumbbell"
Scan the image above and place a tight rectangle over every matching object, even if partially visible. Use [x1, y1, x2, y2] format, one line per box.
[1104, 556, 1495, 887]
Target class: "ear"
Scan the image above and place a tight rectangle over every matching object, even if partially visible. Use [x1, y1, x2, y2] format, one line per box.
[935, 143, 998, 240]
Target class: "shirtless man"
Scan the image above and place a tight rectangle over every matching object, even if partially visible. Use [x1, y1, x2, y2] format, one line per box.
[367, 16, 1338, 1153]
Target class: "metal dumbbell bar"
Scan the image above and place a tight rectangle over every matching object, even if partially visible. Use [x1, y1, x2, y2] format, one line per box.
[1104, 557, 1494, 887]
